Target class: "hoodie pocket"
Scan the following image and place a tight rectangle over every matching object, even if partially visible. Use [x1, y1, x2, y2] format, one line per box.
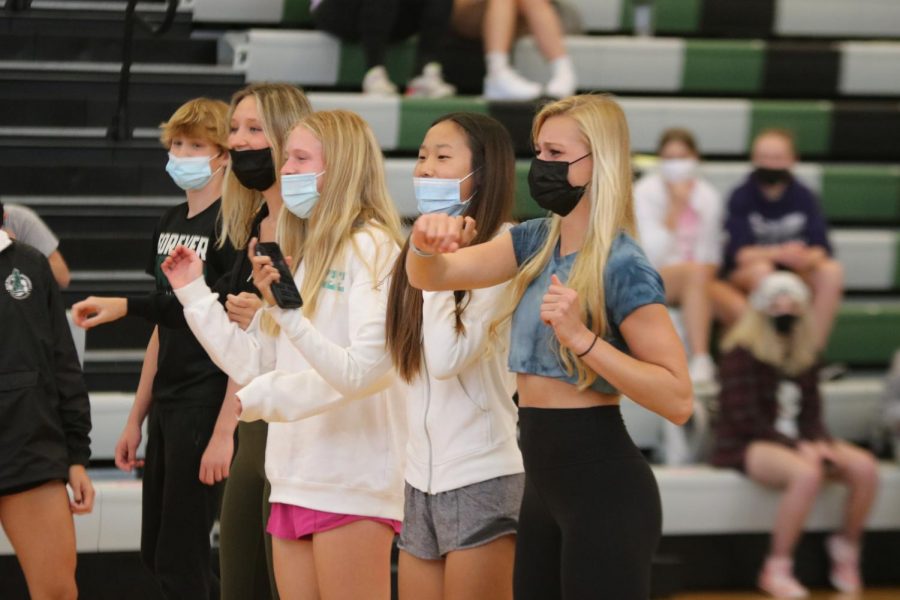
[0, 370, 38, 393]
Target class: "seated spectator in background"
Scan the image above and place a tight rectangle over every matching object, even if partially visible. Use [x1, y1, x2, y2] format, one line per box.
[717, 128, 843, 352]
[634, 128, 721, 385]
[311, 0, 456, 98]
[451, 0, 576, 100]
[1, 202, 71, 288]
[711, 272, 878, 598]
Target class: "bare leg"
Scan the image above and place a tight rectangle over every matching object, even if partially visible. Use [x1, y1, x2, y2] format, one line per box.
[313, 520, 395, 600]
[659, 263, 715, 356]
[708, 279, 748, 327]
[398, 550, 444, 600]
[744, 441, 824, 557]
[0, 481, 78, 600]
[800, 258, 844, 352]
[443, 535, 516, 600]
[516, 0, 565, 60]
[828, 440, 879, 543]
[730, 259, 776, 294]
[272, 537, 319, 600]
[483, 0, 517, 53]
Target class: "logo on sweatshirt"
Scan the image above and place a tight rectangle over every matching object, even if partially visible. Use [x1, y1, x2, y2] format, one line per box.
[323, 269, 345, 292]
[4, 268, 32, 300]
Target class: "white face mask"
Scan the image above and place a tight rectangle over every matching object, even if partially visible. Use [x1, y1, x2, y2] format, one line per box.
[281, 171, 325, 219]
[659, 158, 698, 183]
[414, 169, 478, 216]
[165, 153, 221, 191]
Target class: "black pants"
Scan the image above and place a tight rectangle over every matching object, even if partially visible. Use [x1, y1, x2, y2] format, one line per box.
[514, 405, 662, 600]
[142, 403, 223, 600]
[312, 0, 453, 72]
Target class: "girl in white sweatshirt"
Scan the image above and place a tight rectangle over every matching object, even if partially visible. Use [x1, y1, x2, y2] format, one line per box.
[161, 110, 405, 600]
[385, 113, 524, 600]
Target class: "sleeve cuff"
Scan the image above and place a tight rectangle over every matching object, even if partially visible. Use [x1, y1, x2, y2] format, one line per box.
[173, 276, 213, 307]
[268, 305, 312, 342]
[236, 384, 264, 422]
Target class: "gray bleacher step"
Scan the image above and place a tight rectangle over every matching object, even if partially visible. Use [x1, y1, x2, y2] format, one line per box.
[2, 1, 194, 37]
[623, 376, 889, 454]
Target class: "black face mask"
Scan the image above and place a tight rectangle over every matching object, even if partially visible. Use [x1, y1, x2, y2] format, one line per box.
[527, 153, 591, 217]
[754, 167, 792, 187]
[230, 147, 276, 191]
[772, 314, 798, 335]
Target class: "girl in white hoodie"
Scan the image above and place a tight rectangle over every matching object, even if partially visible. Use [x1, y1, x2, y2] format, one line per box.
[160, 109, 405, 600]
[385, 112, 524, 600]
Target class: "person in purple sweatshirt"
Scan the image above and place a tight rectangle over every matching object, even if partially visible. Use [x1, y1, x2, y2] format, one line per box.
[718, 128, 843, 351]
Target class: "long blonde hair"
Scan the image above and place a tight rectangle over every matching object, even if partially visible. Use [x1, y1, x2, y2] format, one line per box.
[218, 83, 312, 250]
[262, 110, 403, 334]
[721, 309, 818, 376]
[492, 94, 636, 389]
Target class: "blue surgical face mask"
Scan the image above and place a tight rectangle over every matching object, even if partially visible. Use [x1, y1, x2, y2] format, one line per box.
[282, 171, 325, 219]
[166, 153, 221, 191]
[414, 169, 478, 216]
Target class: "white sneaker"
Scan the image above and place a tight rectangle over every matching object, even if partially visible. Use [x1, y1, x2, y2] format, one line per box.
[406, 62, 456, 99]
[483, 67, 542, 101]
[362, 65, 398, 96]
[689, 353, 716, 385]
[545, 64, 577, 99]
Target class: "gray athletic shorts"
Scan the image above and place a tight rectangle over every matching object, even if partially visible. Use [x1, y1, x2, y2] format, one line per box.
[397, 473, 525, 560]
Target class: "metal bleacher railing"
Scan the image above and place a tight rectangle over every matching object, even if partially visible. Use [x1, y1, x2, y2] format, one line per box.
[106, 0, 179, 141]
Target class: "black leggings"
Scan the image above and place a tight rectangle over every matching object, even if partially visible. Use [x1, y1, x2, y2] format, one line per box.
[312, 0, 453, 72]
[514, 405, 662, 600]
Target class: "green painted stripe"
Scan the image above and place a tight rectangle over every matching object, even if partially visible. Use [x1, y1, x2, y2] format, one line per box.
[282, 0, 313, 25]
[821, 165, 900, 222]
[826, 303, 900, 365]
[337, 40, 416, 88]
[682, 40, 765, 94]
[621, 0, 703, 33]
[750, 101, 833, 156]
[396, 98, 489, 153]
[895, 235, 900, 289]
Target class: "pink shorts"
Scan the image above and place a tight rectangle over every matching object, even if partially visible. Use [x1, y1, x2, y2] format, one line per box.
[267, 503, 403, 540]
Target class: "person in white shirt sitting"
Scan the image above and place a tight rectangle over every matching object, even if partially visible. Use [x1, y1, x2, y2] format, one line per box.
[633, 128, 723, 385]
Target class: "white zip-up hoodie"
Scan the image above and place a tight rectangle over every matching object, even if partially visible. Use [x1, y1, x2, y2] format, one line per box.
[407, 280, 523, 495]
[174, 226, 407, 520]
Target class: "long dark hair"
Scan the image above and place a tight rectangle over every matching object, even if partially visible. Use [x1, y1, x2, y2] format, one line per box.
[385, 112, 516, 383]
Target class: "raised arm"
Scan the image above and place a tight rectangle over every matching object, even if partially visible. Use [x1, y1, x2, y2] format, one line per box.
[164, 246, 275, 385]
[406, 213, 518, 291]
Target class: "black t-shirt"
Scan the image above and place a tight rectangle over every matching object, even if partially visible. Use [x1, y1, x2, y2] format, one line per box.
[146, 200, 237, 406]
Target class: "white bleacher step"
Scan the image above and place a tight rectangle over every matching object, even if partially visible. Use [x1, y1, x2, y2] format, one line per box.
[3, 464, 896, 555]
[656, 462, 900, 535]
[833, 230, 900, 291]
[88, 391, 148, 462]
[622, 376, 888, 454]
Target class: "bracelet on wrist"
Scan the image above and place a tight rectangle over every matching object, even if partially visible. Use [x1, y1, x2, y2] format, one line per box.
[576, 333, 599, 358]
[410, 240, 434, 258]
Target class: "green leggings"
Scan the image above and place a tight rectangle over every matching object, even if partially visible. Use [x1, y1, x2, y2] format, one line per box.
[219, 420, 279, 600]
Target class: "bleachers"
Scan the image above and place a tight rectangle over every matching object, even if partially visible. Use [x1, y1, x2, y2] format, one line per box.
[1, 0, 899, 592]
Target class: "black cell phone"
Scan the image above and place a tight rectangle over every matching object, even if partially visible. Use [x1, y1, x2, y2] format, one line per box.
[254, 242, 303, 309]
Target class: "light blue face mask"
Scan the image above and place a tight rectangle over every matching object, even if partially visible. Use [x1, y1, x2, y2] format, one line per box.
[414, 169, 478, 216]
[282, 171, 325, 219]
[165, 153, 221, 191]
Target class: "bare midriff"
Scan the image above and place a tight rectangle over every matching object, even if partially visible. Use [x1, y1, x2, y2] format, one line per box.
[516, 373, 620, 409]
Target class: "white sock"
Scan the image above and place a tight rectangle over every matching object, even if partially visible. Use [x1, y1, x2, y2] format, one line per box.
[551, 55, 574, 78]
[486, 52, 510, 76]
